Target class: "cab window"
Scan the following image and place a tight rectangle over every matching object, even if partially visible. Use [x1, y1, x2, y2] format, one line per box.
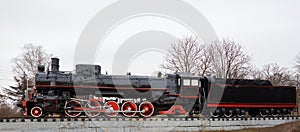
[191, 79, 199, 86]
[183, 79, 190, 86]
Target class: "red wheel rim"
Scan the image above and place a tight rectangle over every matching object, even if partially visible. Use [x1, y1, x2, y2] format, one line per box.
[104, 101, 119, 117]
[121, 102, 137, 117]
[65, 100, 82, 117]
[31, 106, 42, 118]
[139, 101, 154, 117]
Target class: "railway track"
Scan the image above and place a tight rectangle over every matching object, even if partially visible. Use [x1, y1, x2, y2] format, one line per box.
[1, 115, 300, 122]
[1, 116, 300, 131]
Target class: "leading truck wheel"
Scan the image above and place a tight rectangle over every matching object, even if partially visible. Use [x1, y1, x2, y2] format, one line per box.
[139, 101, 154, 117]
[30, 106, 43, 118]
[65, 100, 82, 117]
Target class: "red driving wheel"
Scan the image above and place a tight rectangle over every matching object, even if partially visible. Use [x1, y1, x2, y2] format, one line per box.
[121, 102, 137, 117]
[139, 101, 154, 117]
[104, 101, 119, 117]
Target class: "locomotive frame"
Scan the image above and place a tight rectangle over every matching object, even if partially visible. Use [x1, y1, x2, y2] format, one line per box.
[17, 58, 298, 118]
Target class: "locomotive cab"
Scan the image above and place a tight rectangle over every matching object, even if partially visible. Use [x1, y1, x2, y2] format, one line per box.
[177, 74, 204, 114]
[177, 75, 201, 98]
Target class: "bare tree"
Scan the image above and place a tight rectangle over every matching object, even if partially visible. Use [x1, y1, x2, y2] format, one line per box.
[291, 74, 300, 88]
[296, 53, 300, 73]
[12, 44, 52, 93]
[208, 38, 252, 79]
[262, 63, 293, 86]
[1, 44, 52, 107]
[250, 67, 264, 80]
[196, 44, 212, 76]
[160, 36, 204, 74]
[161, 37, 252, 79]
[292, 53, 300, 87]
[13, 44, 52, 80]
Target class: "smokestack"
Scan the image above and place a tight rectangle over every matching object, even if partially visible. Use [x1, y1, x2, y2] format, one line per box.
[51, 58, 59, 72]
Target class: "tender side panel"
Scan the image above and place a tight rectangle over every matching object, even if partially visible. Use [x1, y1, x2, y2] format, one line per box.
[207, 85, 296, 107]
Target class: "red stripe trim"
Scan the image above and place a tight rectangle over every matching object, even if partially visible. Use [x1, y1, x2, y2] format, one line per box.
[180, 95, 199, 99]
[36, 85, 166, 91]
[207, 103, 297, 108]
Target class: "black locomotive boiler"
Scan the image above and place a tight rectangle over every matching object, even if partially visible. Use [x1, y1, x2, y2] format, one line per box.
[17, 58, 297, 118]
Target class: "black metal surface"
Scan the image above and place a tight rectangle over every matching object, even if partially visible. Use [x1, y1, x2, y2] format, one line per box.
[208, 82, 296, 104]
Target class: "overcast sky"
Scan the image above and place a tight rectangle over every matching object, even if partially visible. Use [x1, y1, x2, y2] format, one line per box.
[0, 0, 299, 88]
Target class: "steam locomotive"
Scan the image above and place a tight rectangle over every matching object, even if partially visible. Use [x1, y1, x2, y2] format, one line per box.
[17, 58, 297, 118]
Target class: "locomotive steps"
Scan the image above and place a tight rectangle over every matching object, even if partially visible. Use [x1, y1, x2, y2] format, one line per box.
[0, 116, 300, 131]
